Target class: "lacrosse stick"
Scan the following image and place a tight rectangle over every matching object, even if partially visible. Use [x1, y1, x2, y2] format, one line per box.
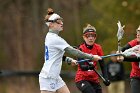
[117, 21, 125, 53]
[77, 50, 140, 63]
[77, 53, 123, 63]
[92, 66, 110, 86]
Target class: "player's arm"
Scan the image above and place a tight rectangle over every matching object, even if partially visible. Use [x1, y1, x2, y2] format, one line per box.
[64, 46, 102, 61]
[121, 44, 132, 52]
[62, 56, 77, 65]
[124, 56, 140, 62]
[99, 60, 108, 79]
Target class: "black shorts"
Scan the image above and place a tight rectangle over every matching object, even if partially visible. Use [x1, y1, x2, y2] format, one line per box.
[130, 78, 140, 93]
[76, 80, 102, 93]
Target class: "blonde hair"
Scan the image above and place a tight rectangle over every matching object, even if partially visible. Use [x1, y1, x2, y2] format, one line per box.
[83, 24, 96, 34]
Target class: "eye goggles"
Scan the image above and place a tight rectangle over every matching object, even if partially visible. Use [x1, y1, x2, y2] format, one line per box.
[83, 32, 96, 38]
[47, 18, 63, 24]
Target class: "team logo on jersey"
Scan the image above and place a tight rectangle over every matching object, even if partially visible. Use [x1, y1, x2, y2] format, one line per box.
[81, 83, 85, 87]
[50, 83, 55, 89]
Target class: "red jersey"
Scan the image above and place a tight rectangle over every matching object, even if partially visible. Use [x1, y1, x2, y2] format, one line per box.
[75, 43, 104, 83]
[128, 39, 140, 78]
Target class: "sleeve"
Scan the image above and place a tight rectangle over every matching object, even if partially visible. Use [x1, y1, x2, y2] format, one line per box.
[99, 59, 109, 79]
[121, 39, 138, 52]
[63, 55, 77, 65]
[121, 40, 140, 62]
[121, 44, 131, 52]
[64, 46, 94, 60]
[98, 45, 108, 79]
[76, 47, 89, 71]
[124, 56, 140, 62]
[76, 46, 91, 71]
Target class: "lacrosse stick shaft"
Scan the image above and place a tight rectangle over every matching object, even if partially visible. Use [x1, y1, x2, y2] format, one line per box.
[76, 60, 105, 80]
[77, 54, 122, 63]
[90, 65, 110, 86]
[101, 53, 122, 58]
[77, 59, 91, 63]
[92, 68, 106, 81]
[118, 41, 121, 52]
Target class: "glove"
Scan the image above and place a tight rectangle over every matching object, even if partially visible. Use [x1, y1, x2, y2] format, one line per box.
[88, 65, 94, 70]
[80, 65, 89, 71]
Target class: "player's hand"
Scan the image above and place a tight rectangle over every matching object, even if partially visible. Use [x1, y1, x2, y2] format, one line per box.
[117, 56, 124, 62]
[92, 55, 102, 61]
[116, 51, 124, 62]
[71, 59, 77, 66]
[135, 50, 140, 54]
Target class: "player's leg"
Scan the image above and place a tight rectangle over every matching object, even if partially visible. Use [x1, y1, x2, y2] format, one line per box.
[56, 76, 70, 93]
[76, 80, 96, 93]
[93, 83, 102, 93]
[41, 90, 55, 93]
[39, 76, 57, 93]
[56, 85, 70, 93]
[130, 78, 140, 93]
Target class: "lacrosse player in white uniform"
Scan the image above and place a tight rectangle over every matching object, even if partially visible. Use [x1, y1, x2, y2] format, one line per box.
[39, 8, 102, 93]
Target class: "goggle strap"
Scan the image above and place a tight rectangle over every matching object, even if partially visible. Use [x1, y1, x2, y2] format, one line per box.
[46, 18, 63, 23]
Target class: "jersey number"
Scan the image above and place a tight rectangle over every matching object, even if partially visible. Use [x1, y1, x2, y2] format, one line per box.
[45, 46, 49, 61]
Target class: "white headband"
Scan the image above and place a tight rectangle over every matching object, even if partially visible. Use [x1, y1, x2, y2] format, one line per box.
[45, 13, 61, 26]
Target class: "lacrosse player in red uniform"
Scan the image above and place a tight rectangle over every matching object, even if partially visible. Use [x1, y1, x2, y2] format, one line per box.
[75, 24, 109, 93]
[117, 25, 140, 93]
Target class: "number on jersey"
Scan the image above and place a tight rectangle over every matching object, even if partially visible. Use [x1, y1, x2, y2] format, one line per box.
[45, 46, 49, 61]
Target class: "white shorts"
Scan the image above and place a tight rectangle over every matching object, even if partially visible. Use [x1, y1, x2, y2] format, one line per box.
[39, 76, 66, 92]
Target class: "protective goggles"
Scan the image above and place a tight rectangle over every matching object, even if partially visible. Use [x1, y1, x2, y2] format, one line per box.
[83, 32, 96, 38]
[47, 18, 63, 24]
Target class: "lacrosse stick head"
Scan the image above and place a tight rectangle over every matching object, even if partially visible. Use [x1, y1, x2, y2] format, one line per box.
[136, 25, 140, 32]
[117, 21, 125, 52]
[117, 21, 125, 41]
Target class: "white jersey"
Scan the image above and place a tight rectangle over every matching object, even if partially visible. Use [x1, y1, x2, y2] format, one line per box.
[39, 32, 70, 79]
